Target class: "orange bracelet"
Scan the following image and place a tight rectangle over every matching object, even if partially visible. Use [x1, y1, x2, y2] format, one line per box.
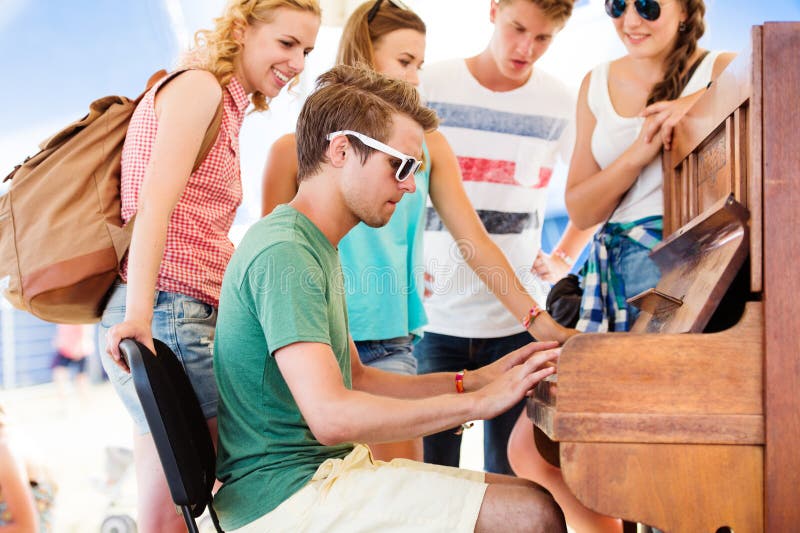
[522, 305, 542, 329]
[455, 369, 466, 393]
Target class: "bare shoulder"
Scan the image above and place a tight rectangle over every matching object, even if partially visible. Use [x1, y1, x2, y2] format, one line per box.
[272, 132, 298, 153]
[156, 69, 222, 115]
[712, 51, 737, 78]
[424, 129, 458, 173]
[578, 70, 592, 99]
[424, 129, 448, 151]
[172, 69, 222, 97]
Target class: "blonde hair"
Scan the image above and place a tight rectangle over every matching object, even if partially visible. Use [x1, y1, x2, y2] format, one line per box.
[296, 65, 438, 181]
[337, 1, 426, 69]
[495, 0, 575, 25]
[185, 0, 321, 112]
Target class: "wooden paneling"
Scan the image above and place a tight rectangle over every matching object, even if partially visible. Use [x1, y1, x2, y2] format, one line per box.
[761, 22, 800, 533]
[561, 443, 763, 533]
[749, 27, 763, 293]
[531, 23, 800, 532]
[664, 40, 760, 293]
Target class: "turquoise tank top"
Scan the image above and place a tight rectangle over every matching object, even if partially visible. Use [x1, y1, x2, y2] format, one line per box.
[339, 142, 431, 341]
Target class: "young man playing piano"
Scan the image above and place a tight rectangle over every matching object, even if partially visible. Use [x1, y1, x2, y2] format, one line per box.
[211, 65, 566, 533]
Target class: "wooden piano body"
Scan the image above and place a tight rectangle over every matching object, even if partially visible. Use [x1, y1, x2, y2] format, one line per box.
[530, 23, 800, 532]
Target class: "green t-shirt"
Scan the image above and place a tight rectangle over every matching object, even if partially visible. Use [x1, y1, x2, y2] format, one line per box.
[213, 204, 354, 530]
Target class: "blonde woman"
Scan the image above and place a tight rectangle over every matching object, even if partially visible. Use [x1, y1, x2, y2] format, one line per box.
[262, 0, 578, 464]
[100, 1, 321, 530]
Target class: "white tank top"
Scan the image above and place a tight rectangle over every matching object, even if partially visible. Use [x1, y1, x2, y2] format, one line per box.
[588, 51, 722, 223]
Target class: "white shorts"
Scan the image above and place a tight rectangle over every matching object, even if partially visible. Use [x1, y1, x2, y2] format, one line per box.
[231, 444, 487, 532]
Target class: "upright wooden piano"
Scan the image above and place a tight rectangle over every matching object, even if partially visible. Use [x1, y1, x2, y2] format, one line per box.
[529, 23, 800, 532]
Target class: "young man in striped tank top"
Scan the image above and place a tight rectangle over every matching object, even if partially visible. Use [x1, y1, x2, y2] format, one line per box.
[416, 0, 593, 480]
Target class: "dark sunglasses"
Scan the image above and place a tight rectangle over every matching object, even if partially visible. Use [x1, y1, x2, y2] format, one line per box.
[605, 0, 662, 21]
[367, 0, 411, 23]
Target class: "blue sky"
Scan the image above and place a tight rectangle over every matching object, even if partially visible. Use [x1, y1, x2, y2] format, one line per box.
[2, 0, 798, 221]
[1, 1, 179, 125]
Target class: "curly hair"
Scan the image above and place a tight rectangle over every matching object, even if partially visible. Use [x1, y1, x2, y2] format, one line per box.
[184, 0, 321, 112]
[647, 0, 706, 105]
[337, 0, 426, 69]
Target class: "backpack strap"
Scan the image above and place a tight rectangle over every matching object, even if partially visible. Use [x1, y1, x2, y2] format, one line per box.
[194, 97, 223, 173]
[123, 70, 225, 231]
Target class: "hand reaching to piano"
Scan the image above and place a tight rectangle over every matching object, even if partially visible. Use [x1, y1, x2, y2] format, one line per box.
[469, 341, 560, 421]
[640, 90, 706, 151]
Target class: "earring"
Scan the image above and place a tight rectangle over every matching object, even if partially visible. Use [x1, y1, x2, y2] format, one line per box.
[679, 21, 687, 32]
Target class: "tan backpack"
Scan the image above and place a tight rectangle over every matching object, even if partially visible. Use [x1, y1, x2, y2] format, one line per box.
[0, 70, 223, 324]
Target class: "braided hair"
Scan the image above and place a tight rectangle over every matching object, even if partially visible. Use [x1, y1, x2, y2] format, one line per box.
[647, 0, 706, 105]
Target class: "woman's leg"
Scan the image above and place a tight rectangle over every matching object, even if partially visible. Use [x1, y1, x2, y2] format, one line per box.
[368, 439, 423, 462]
[100, 286, 220, 532]
[473, 331, 532, 475]
[414, 332, 472, 467]
[358, 336, 424, 461]
[133, 418, 218, 533]
[507, 412, 622, 533]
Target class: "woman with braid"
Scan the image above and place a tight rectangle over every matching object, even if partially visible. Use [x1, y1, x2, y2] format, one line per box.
[566, 0, 735, 333]
[507, 1, 734, 531]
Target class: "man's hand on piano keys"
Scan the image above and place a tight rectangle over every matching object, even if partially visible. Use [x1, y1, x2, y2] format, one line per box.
[469, 342, 560, 420]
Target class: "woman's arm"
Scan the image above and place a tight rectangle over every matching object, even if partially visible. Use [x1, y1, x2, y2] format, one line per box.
[532, 221, 598, 283]
[261, 133, 300, 216]
[565, 71, 663, 229]
[105, 70, 221, 368]
[641, 51, 738, 150]
[426, 130, 573, 344]
[0, 438, 38, 532]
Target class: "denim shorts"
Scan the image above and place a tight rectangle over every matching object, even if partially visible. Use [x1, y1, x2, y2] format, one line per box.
[98, 283, 218, 434]
[612, 236, 662, 324]
[355, 335, 417, 375]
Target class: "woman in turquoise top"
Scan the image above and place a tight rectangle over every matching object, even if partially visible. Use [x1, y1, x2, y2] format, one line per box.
[262, 0, 573, 462]
[338, 141, 430, 346]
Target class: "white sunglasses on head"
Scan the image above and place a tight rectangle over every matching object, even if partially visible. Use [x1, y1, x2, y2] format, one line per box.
[326, 130, 421, 182]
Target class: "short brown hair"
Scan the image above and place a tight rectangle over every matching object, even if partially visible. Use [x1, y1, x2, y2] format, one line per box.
[337, 0, 426, 69]
[296, 65, 439, 181]
[496, 0, 575, 25]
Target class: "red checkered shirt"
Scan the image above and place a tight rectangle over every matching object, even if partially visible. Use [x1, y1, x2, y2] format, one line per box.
[119, 73, 249, 308]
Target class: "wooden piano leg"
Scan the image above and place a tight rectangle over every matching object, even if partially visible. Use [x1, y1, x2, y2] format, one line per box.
[533, 426, 560, 467]
[560, 443, 763, 533]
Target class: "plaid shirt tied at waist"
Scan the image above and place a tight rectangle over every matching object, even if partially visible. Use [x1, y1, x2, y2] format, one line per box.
[576, 216, 663, 333]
